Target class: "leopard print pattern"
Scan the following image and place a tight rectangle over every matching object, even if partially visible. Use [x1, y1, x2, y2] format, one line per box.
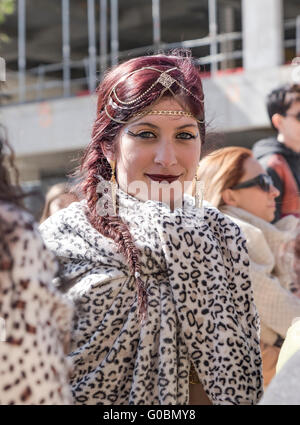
[40, 191, 263, 405]
[0, 202, 73, 405]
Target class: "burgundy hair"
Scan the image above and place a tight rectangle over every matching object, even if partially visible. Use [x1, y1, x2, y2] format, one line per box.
[79, 51, 206, 321]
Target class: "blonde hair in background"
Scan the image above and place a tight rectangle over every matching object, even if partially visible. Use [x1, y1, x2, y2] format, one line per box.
[196, 146, 253, 208]
[40, 182, 78, 223]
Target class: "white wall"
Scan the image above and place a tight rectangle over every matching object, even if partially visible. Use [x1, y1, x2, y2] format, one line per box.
[1, 95, 97, 156]
[203, 64, 295, 132]
[242, 0, 283, 70]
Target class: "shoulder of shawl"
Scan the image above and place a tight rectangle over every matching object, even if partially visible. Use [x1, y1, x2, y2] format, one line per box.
[40, 200, 94, 239]
[39, 200, 122, 264]
[40, 201, 107, 250]
[203, 205, 248, 254]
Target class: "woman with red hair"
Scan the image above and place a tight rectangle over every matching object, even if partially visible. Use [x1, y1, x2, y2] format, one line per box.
[40, 52, 263, 405]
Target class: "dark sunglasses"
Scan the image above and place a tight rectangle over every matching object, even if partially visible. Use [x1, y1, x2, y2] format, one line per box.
[284, 112, 300, 122]
[231, 174, 274, 192]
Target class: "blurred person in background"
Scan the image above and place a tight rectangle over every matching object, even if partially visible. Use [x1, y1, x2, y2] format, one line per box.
[197, 146, 300, 388]
[40, 182, 78, 223]
[0, 127, 73, 404]
[252, 84, 300, 222]
[275, 317, 300, 375]
[259, 332, 300, 405]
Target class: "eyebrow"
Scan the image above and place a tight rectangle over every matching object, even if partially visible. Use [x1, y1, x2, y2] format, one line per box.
[129, 122, 198, 130]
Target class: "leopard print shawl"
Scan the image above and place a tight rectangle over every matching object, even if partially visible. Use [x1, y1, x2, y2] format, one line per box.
[40, 190, 263, 405]
[0, 201, 73, 405]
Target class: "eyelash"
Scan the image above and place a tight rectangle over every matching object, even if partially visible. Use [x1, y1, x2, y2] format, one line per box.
[127, 130, 196, 140]
[177, 132, 196, 140]
[128, 130, 155, 139]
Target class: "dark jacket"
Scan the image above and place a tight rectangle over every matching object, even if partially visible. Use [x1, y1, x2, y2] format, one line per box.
[252, 137, 300, 222]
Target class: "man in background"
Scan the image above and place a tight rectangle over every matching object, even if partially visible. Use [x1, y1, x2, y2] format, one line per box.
[252, 84, 300, 222]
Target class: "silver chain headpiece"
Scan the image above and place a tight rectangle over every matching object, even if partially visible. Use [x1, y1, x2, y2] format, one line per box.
[104, 65, 205, 124]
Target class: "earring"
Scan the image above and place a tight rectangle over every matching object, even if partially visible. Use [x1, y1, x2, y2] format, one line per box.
[277, 133, 284, 143]
[194, 176, 204, 209]
[94, 161, 118, 217]
[110, 160, 118, 215]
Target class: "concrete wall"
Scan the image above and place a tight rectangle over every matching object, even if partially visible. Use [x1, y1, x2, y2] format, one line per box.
[1, 95, 97, 157]
[203, 64, 295, 132]
[242, 0, 283, 71]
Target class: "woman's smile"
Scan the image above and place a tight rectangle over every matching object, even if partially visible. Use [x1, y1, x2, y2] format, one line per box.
[144, 173, 182, 183]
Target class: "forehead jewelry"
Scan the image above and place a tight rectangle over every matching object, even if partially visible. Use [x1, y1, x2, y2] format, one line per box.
[132, 109, 205, 124]
[110, 66, 204, 106]
[105, 65, 205, 124]
[104, 106, 205, 125]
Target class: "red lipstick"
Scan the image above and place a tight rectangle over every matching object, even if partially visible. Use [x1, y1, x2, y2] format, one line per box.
[145, 174, 181, 183]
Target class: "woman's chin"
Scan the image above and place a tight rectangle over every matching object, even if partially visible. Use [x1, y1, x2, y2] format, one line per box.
[266, 211, 276, 223]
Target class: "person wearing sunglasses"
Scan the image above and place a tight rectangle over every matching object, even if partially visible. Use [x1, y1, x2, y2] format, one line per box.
[196, 146, 300, 389]
[252, 83, 300, 222]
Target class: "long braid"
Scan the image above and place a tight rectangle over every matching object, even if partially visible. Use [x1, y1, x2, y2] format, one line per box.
[83, 148, 147, 322]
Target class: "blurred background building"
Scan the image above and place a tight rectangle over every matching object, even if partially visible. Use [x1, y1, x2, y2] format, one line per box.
[0, 0, 299, 217]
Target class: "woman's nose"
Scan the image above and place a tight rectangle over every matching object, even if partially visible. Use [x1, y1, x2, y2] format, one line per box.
[270, 184, 280, 198]
[154, 141, 178, 167]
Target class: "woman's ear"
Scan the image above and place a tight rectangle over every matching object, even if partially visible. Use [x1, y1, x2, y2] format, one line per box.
[222, 188, 239, 206]
[102, 141, 116, 163]
[271, 113, 283, 132]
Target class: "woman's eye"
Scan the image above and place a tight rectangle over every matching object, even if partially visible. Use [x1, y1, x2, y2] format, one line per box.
[176, 132, 196, 140]
[137, 131, 156, 139]
[138, 131, 155, 139]
[127, 130, 156, 139]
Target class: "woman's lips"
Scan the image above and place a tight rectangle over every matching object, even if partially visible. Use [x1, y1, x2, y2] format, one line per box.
[145, 174, 181, 183]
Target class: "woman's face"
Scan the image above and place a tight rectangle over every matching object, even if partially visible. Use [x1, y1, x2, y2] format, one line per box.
[230, 157, 279, 222]
[113, 97, 202, 206]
